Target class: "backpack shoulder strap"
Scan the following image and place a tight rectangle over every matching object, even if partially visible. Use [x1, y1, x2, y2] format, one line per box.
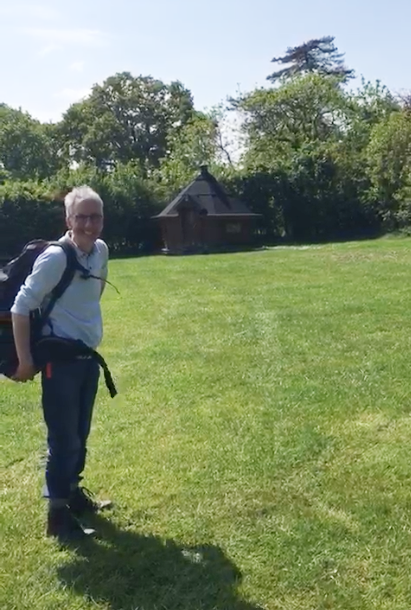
[40, 241, 83, 323]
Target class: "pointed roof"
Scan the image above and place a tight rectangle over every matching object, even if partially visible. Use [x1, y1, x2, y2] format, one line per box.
[153, 166, 260, 218]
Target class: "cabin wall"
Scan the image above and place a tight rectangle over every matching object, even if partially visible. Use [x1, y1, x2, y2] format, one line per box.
[159, 216, 257, 253]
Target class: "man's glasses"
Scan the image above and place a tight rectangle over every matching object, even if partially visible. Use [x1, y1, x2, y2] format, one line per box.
[74, 214, 103, 223]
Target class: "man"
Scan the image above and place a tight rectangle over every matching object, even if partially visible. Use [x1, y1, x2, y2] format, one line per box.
[11, 185, 111, 541]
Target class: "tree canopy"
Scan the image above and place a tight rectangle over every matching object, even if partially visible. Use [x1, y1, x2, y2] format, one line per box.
[58, 72, 196, 173]
[267, 36, 354, 84]
[1, 37, 411, 253]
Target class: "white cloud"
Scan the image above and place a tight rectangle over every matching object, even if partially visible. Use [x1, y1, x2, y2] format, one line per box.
[24, 27, 109, 48]
[38, 43, 61, 58]
[70, 61, 85, 73]
[31, 109, 64, 123]
[54, 88, 91, 103]
[0, 4, 59, 20]
[26, 5, 60, 20]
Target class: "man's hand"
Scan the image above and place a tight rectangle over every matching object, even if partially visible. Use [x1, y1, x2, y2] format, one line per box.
[12, 358, 36, 382]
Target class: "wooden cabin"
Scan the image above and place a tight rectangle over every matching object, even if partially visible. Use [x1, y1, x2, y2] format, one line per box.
[153, 166, 261, 254]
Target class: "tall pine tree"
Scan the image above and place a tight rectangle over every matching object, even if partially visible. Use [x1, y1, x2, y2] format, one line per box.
[267, 36, 354, 83]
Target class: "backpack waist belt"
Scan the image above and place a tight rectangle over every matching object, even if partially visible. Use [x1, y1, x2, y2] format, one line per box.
[33, 336, 117, 398]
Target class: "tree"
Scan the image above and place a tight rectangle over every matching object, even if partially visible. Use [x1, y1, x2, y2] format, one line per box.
[366, 109, 411, 228]
[59, 72, 195, 173]
[337, 80, 399, 195]
[156, 112, 220, 194]
[233, 74, 381, 241]
[398, 91, 411, 113]
[348, 80, 398, 132]
[267, 36, 354, 84]
[236, 73, 349, 170]
[0, 105, 60, 180]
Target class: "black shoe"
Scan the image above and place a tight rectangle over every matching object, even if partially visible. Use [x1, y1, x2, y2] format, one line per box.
[68, 486, 112, 518]
[47, 505, 95, 541]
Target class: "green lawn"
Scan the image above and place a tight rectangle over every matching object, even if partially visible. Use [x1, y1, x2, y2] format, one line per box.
[2, 237, 411, 609]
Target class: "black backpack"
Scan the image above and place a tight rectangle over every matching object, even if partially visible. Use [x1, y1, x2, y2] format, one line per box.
[0, 239, 83, 377]
[0, 239, 118, 397]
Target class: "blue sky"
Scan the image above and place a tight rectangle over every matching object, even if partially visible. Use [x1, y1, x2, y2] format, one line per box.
[1, 0, 410, 123]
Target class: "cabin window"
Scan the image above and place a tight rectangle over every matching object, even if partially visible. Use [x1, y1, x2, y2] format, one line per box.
[226, 222, 241, 234]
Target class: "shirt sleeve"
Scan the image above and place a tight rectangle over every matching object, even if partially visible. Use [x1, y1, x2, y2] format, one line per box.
[98, 240, 109, 281]
[10, 246, 67, 316]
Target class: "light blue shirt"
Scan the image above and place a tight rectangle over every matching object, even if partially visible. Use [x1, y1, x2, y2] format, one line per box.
[11, 233, 109, 349]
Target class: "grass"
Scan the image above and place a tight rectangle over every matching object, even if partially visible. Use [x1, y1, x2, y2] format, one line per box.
[2, 236, 411, 609]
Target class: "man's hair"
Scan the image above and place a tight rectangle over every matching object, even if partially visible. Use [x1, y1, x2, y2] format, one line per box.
[64, 186, 104, 218]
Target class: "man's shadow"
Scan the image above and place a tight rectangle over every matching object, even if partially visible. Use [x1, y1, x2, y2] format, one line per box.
[57, 515, 264, 610]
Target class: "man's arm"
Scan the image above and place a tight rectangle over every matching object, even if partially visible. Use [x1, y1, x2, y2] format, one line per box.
[99, 240, 109, 297]
[11, 313, 34, 381]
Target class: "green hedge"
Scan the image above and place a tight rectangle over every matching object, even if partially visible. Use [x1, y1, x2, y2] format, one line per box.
[0, 161, 386, 262]
[0, 173, 164, 259]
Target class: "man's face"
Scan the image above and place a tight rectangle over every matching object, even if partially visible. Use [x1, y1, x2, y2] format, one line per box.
[67, 197, 104, 249]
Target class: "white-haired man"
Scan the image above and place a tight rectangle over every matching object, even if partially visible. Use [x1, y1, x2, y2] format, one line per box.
[11, 185, 111, 541]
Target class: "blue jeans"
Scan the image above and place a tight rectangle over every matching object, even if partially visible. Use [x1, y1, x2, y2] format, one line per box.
[41, 359, 100, 501]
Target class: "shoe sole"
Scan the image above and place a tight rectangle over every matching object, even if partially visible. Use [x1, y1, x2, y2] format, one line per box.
[47, 527, 96, 541]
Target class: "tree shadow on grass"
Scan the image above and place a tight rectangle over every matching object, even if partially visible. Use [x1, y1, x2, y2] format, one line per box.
[57, 515, 263, 610]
